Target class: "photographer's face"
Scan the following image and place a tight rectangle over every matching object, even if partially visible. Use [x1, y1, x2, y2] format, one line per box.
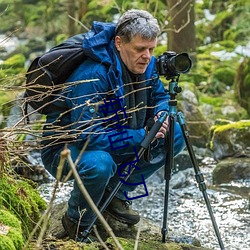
[115, 35, 157, 74]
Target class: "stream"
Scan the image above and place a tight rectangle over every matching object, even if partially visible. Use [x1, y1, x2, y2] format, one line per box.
[38, 155, 250, 250]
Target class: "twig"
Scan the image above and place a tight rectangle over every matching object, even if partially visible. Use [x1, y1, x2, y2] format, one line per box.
[93, 225, 109, 250]
[61, 148, 124, 250]
[68, 14, 89, 31]
[134, 219, 142, 250]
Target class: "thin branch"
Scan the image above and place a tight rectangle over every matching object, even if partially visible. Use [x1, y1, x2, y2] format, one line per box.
[93, 225, 110, 250]
[68, 14, 90, 32]
[61, 148, 124, 250]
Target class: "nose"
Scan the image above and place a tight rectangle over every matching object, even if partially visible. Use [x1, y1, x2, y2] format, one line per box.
[142, 49, 151, 60]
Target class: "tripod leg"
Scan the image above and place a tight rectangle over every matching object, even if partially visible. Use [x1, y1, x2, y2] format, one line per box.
[177, 112, 225, 250]
[162, 114, 175, 243]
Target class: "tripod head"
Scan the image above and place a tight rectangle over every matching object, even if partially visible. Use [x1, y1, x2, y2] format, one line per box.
[168, 76, 182, 100]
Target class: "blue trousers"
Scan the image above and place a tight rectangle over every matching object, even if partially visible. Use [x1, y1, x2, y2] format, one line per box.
[41, 122, 185, 226]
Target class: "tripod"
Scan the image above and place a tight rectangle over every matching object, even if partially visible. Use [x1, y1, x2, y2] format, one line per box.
[161, 77, 225, 249]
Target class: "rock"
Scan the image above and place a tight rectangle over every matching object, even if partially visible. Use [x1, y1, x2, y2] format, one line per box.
[170, 168, 193, 189]
[179, 100, 211, 148]
[43, 201, 212, 250]
[209, 120, 250, 160]
[213, 157, 250, 184]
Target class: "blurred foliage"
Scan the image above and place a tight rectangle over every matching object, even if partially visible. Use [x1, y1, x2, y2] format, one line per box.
[0, 0, 249, 120]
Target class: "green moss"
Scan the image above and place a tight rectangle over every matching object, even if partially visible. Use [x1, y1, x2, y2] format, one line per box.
[0, 209, 21, 229]
[0, 235, 16, 250]
[7, 228, 24, 249]
[213, 120, 250, 133]
[235, 57, 250, 115]
[217, 40, 237, 51]
[199, 95, 224, 107]
[105, 237, 206, 250]
[1, 54, 25, 69]
[209, 120, 250, 150]
[0, 209, 24, 249]
[213, 67, 235, 86]
[0, 54, 26, 86]
[0, 175, 47, 239]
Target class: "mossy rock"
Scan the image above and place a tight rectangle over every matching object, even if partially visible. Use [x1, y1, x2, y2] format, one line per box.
[28, 237, 210, 250]
[0, 174, 47, 239]
[0, 209, 24, 250]
[106, 237, 210, 250]
[235, 57, 250, 116]
[209, 120, 250, 160]
[199, 92, 248, 122]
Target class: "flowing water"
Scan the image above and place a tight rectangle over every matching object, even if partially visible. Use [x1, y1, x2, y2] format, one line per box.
[38, 156, 250, 250]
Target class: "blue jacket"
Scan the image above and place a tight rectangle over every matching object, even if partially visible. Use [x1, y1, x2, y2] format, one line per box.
[44, 21, 170, 153]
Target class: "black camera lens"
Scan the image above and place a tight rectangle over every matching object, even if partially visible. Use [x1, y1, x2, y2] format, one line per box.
[156, 51, 192, 79]
[173, 53, 192, 73]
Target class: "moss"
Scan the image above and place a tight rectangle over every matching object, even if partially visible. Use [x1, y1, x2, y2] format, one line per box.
[235, 57, 250, 115]
[0, 209, 21, 229]
[0, 174, 47, 239]
[0, 209, 24, 249]
[209, 120, 250, 151]
[1, 54, 25, 69]
[106, 237, 207, 250]
[213, 120, 250, 133]
[7, 228, 24, 249]
[0, 235, 16, 250]
[213, 67, 235, 86]
[199, 95, 224, 107]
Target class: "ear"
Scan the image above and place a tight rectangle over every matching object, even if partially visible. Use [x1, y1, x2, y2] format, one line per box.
[115, 36, 122, 51]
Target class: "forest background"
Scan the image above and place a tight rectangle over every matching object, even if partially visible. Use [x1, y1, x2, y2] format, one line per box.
[0, 0, 250, 125]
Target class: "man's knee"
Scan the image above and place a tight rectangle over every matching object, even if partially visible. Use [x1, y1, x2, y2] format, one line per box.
[77, 150, 117, 180]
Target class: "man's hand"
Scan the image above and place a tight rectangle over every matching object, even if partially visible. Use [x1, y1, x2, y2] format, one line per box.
[154, 111, 169, 139]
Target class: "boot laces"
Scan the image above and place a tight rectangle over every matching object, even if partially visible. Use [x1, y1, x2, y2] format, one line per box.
[123, 200, 132, 208]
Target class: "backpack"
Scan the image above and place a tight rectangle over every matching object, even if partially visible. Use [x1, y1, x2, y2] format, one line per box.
[24, 34, 87, 115]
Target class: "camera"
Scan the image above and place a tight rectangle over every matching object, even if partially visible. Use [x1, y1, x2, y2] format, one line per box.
[156, 51, 192, 79]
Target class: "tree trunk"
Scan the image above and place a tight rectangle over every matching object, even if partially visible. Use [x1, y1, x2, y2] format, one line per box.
[67, 0, 76, 36]
[167, 0, 196, 62]
[78, 0, 88, 20]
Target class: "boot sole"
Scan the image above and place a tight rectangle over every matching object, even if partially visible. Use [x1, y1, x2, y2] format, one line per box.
[105, 210, 140, 225]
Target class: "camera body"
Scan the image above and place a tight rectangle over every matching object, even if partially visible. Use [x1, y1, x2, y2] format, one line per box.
[156, 51, 192, 79]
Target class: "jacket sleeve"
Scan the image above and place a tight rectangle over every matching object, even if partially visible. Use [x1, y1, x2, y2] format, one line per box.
[65, 60, 146, 153]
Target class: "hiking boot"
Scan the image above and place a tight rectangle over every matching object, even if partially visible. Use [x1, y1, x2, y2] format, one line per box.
[61, 213, 97, 243]
[105, 197, 140, 225]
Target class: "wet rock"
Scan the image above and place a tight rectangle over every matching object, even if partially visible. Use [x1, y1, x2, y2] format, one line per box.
[209, 119, 250, 160]
[213, 157, 250, 184]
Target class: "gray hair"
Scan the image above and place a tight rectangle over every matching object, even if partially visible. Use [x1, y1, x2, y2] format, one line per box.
[115, 9, 160, 43]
